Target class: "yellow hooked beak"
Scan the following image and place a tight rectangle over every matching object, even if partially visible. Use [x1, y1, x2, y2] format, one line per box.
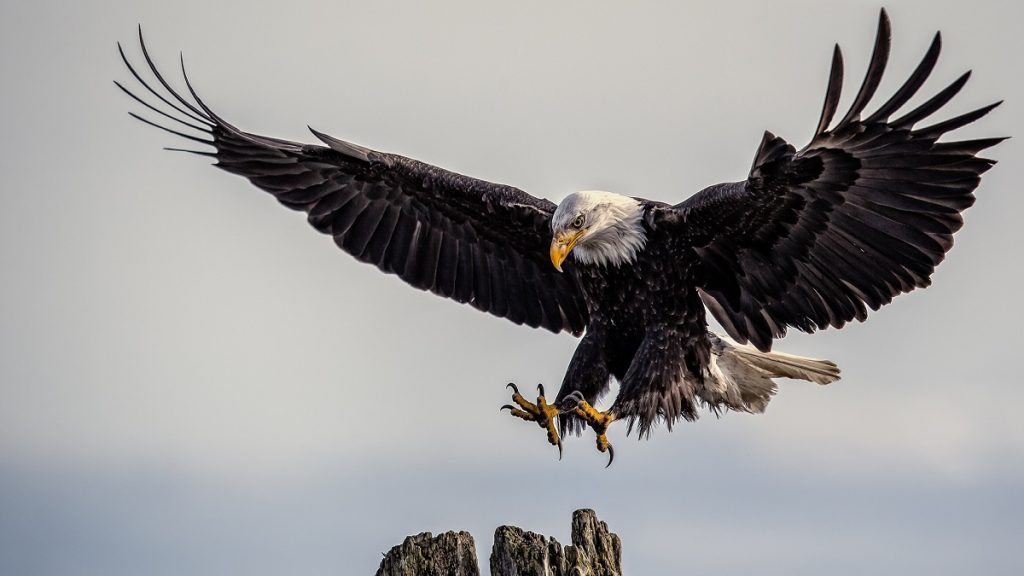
[550, 229, 586, 272]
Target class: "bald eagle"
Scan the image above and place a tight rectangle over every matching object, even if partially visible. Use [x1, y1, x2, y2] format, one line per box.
[117, 9, 1001, 464]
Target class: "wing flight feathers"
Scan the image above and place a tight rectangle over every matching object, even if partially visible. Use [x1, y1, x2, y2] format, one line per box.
[117, 33, 588, 335]
[674, 9, 1002, 351]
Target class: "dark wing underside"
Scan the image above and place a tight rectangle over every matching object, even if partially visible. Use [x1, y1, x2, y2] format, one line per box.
[116, 30, 588, 335]
[667, 9, 1002, 351]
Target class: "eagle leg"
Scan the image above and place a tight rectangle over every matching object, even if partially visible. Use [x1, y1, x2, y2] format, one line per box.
[500, 383, 566, 459]
[567, 394, 616, 467]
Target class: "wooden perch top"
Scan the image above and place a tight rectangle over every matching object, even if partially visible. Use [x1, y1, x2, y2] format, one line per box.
[376, 509, 622, 576]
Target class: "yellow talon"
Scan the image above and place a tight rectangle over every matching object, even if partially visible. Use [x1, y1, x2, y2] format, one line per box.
[502, 386, 618, 466]
[501, 383, 565, 458]
[572, 399, 616, 467]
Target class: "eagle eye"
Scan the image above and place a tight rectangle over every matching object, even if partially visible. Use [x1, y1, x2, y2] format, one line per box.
[572, 215, 585, 229]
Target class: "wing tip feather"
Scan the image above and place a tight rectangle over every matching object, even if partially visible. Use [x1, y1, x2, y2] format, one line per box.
[834, 7, 892, 131]
[308, 126, 373, 162]
[814, 44, 845, 136]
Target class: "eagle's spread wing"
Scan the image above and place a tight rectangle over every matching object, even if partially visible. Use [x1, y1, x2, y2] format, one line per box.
[117, 32, 587, 335]
[665, 10, 1002, 351]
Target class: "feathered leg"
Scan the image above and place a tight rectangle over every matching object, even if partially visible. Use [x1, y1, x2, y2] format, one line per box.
[500, 331, 615, 462]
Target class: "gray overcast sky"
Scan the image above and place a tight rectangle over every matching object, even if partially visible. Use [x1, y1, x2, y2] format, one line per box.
[2, 1, 1022, 574]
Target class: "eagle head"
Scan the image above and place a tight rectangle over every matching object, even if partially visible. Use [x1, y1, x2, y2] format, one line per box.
[550, 190, 647, 271]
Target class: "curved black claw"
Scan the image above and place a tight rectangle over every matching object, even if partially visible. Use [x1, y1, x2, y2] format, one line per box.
[506, 383, 520, 395]
[500, 404, 516, 412]
[605, 443, 615, 468]
[537, 383, 546, 397]
[557, 438, 563, 461]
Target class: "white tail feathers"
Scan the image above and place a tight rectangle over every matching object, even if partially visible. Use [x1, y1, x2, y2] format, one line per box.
[701, 333, 840, 414]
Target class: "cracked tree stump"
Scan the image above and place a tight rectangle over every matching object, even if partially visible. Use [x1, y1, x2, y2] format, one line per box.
[490, 509, 622, 576]
[376, 531, 480, 576]
[375, 509, 622, 576]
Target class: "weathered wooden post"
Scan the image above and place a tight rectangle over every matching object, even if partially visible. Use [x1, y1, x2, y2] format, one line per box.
[376, 509, 622, 576]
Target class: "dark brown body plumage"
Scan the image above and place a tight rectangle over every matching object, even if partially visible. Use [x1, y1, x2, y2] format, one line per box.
[558, 219, 711, 436]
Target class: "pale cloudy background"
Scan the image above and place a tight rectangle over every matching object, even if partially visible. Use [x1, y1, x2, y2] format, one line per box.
[1, 0, 1021, 574]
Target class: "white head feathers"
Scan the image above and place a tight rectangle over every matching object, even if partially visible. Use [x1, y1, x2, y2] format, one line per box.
[551, 190, 647, 268]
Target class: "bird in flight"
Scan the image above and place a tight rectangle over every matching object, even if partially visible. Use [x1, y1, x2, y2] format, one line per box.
[117, 9, 1001, 465]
